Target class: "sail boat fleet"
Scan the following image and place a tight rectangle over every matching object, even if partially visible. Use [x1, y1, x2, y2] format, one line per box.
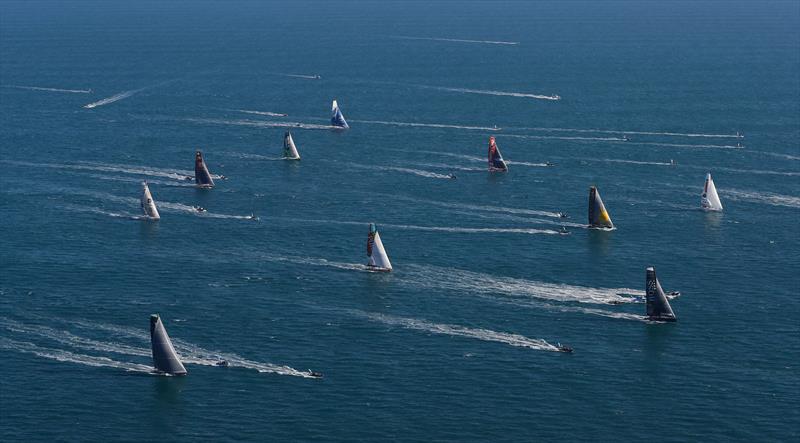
[131, 98, 734, 373]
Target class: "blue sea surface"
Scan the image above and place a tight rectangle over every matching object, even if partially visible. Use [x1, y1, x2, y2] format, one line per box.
[1, 1, 798, 441]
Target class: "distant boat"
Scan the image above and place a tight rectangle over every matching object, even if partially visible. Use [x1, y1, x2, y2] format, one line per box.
[283, 131, 301, 160]
[588, 186, 613, 229]
[645, 267, 677, 322]
[366, 223, 392, 272]
[150, 314, 187, 375]
[140, 181, 160, 220]
[194, 151, 215, 188]
[487, 136, 508, 172]
[701, 173, 723, 211]
[331, 99, 349, 129]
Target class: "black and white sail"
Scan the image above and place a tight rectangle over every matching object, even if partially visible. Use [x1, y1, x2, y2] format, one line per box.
[140, 181, 160, 220]
[645, 267, 677, 322]
[195, 151, 215, 188]
[283, 131, 301, 160]
[150, 314, 187, 375]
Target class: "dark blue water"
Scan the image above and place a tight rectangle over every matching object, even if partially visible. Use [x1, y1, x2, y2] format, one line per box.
[1, 1, 798, 441]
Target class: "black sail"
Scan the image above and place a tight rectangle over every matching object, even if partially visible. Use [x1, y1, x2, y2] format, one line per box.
[150, 314, 188, 375]
[646, 267, 677, 322]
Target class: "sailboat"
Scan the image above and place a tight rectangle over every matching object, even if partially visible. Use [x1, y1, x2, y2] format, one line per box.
[366, 223, 392, 272]
[331, 99, 349, 129]
[140, 181, 160, 220]
[487, 136, 508, 172]
[150, 314, 188, 375]
[283, 131, 301, 160]
[645, 267, 677, 322]
[588, 186, 613, 229]
[194, 151, 215, 188]
[701, 173, 723, 211]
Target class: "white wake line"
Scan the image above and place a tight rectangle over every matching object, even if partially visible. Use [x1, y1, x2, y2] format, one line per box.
[349, 310, 562, 352]
[403, 264, 643, 305]
[416, 85, 560, 101]
[233, 109, 288, 117]
[84, 87, 145, 109]
[623, 141, 744, 150]
[503, 133, 626, 142]
[67, 172, 197, 187]
[349, 119, 501, 132]
[749, 150, 800, 161]
[389, 35, 520, 45]
[2, 160, 199, 182]
[686, 165, 800, 177]
[405, 161, 485, 172]
[0, 337, 156, 374]
[269, 72, 321, 80]
[62, 203, 145, 220]
[79, 161, 224, 180]
[348, 162, 454, 179]
[512, 126, 744, 139]
[721, 189, 800, 208]
[2, 84, 92, 94]
[446, 210, 586, 229]
[375, 193, 564, 219]
[185, 117, 337, 131]
[267, 216, 562, 235]
[413, 150, 485, 163]
[63, 320, 316, 378]
[596, 158, 674, 166]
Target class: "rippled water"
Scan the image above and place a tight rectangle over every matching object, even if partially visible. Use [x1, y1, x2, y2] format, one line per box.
[1, 1, 798, 441]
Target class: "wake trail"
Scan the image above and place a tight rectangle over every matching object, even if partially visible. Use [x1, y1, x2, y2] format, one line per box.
[2, 85, 92, 94]
[375, 193, 564, 219]
[446, 210, 586, 229]
[266, 216, 562, 236]
[415, 85, 560, 101]
[623, 141, 744, 150]
[83, 79, 175, 109]
[721, 189, 800, 208]
[185, 117, 336, 131]
[349, 162, 454, 179]
[233, 109, 288, 117]
[269, 72, 321, 80]
[389, 35, 520, 45]
[349, 310, 562, 352]
[349, 119, 501, 132]
[749, 151, 800, 161]
[404, 264, 643, 305]
[503, 133, 626, 142]
[61, 203, 144, 220]
[2, 159, 196, 182]
[220, 152, 284, 161]
[0, 337, 155, 374]
[596, 158, 674, 166]
[511, 126, 743, 139]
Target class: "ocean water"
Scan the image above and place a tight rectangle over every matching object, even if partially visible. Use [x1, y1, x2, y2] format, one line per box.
[1, 1, 798, 441]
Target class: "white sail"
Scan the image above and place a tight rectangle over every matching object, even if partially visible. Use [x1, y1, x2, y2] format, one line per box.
[367, 224, 392, 271]
[701, 173, 723, 211]
[283, 131, 301, 160]
[140, 182, 160, 220]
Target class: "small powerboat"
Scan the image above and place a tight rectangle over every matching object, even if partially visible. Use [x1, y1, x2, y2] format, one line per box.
[194, 206, 207, 213]
[556, 343, 573, 353]
[215, 360, 229, 367]
[308, 370, 323, 378]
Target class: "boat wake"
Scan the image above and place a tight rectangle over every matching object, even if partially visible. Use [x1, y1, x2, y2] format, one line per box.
[624, 141, 744, 150]
[61, 203, 145, 220]
[2, 318, 317, 378]
[2, 160, 197, 182]
[83, 88, 146, 109]
[270, 72, 321, 80]
[0, 337, 157, 374]
[598, 158, 674, 166]
[380, 194, 564, 219]
[349, 310, 562, 352]
[404, 264, 643, 305]
[505, 160, 551, 167]
[721, 189, 800, 208]
[503, 133, 625, 142]
[185, 117, 336, 131]
[416, 85, 560, 101]
[268, 216, 562, 236]
[389, 35, 520, 45]
[349, 119, 500, 132]
[349, 162, 454, 179]
[220, 152, 284, 161]
[234, 109, 288, 117]
[512, 126, 743, 139]
[3, 84, 92, 94]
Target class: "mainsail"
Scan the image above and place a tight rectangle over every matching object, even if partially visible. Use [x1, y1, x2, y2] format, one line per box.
[140, 181, 160, 220]
[701, 173, 723, 211]
[367, 223, 392, 271]
[283, 131, 301, 160]
[588, 186, 614, 229]
[194, 151, 215, 188]
[487, 136, 508, 172]
[331, 99, 349, 129]
[645, 267, 677, 322]
[150, 314, 188, 375]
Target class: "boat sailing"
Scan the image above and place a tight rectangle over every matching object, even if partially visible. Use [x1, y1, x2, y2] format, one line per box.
[588, 186, 614, 229]
[150, 314, 188, 375]
[140, 181, 160, 220]
[645, 267, 677, 322]
[701, 173, 723, 211]
[195, 150, 215, 188]
[283, 131, 301, 160]
[487, 136, 508, 172]
[366, 223, 392, 272]
[331, 99, 349, 129]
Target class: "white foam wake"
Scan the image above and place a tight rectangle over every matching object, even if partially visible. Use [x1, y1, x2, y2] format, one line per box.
[234, 109, 288, 117]
[380, 193, 564, 219]
[390, 35, 520, 45]
[721, 189, 800, 208]
[350, 310, 561, 352]
[624, 141, 744, 150]
[2, 160, 195, 182]
[405, 264, 643, 305]
[418, 85, 560, 101]
[84, 88, 145, 108]
[3, 85, 92, 94]
[186, 117, 336, 131]
[349, 119, 501, 132]
[503, 133, 625, 142]
[349, 162, 454, 179]
[513, 126, 743, 139]
[268, 216, 562, 236]
[270, 72, 321, 80]
[598, 158, 674, 166]
[0, 337, 155, 374]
